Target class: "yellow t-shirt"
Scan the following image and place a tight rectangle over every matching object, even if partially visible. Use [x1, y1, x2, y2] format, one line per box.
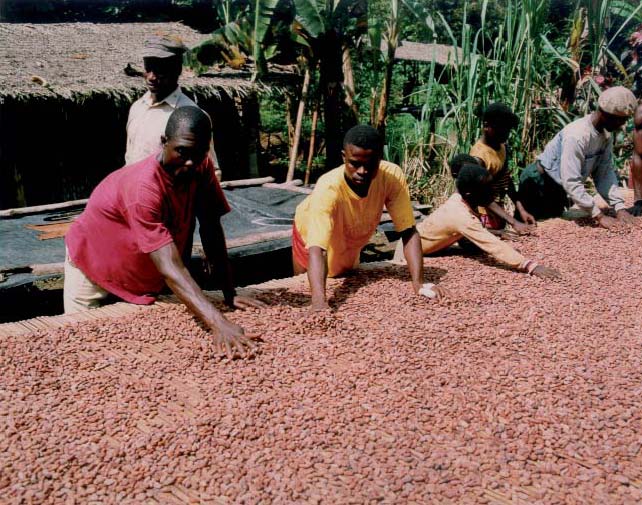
[470, 140, 512, 205]
[470, 140, 506, 176]
[294, 161, 415, 277]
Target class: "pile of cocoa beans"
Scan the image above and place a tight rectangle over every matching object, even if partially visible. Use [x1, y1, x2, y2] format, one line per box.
[1, 218, 642, 503]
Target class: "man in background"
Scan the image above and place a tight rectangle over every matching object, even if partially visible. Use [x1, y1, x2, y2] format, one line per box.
[125, 35, 220, 178]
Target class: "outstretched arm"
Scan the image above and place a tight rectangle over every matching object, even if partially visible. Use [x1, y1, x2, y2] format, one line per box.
[487, 201, 534, 234]
[400, 227, 424, 293]
[400, 227, 448, 298]
[307, 246, 330, 311]
[149, 242, 258, 358]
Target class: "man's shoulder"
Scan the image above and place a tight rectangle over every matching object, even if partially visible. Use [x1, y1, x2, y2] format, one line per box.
[175, 90, 198, 108]
[129, 92, 150, 111]
[118, 156, 164, 194]
[470, 140, 489, 155]
[378, 160, 405, 180]
[563, 115, 594, 140]
[316, 166, 344, 189]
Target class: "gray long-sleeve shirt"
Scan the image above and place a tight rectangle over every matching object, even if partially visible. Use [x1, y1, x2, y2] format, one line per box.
[537, 115, 625, 217]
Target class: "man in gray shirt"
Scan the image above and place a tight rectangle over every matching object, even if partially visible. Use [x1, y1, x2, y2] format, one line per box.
[517, 86, 638, 229]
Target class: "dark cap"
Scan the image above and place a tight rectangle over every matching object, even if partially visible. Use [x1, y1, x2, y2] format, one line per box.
[142, 35, 187, 59]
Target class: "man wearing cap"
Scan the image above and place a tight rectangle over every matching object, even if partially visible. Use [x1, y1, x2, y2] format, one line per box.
[517, 86, 639, 229]
[125, 35, 219, 172]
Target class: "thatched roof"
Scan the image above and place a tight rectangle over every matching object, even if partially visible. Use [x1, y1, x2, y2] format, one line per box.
[388, 40, 470, 66]
[0, 22, 294, 103]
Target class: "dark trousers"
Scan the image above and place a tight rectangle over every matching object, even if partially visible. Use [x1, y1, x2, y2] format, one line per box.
[517, 162, 569, 220]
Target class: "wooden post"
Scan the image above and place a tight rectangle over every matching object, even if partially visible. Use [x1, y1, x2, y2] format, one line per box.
[286, 66, 311, 183]
[304, 99, 319, 186]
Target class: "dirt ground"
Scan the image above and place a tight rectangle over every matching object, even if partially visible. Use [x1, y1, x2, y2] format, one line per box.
[1, 218, 642, 504]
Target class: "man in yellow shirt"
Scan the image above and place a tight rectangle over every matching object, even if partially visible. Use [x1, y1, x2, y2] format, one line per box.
[394, 163, 559, 279]
[293, 125, 446, 311]
[470, 103, 536, 234]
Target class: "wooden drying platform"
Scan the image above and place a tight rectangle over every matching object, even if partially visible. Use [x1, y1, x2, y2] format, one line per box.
[0, 261, 397, 339]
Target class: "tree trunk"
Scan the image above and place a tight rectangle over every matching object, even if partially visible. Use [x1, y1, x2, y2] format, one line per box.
[320, 30, 345, 169]
[304, 98, 320, 186]
[287, 66, 311, 182]
[375, 0, 400, 139]
[243, 93, 262, 177]
[342, 44, 359, 122]
[375, 38, 397, 138]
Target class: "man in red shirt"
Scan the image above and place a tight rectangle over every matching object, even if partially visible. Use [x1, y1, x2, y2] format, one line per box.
[65, 106, 264, 358]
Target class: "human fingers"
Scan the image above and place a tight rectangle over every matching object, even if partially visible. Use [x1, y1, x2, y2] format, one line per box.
[238, 296, 268, 309]
[223, 339, 234, 360]
[432, 285, 450, 299]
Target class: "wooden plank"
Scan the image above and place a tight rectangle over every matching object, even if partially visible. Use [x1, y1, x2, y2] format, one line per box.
[219, 176, 274, 188]
[0, 261, 395, 335]
[0, 199, 88, 218]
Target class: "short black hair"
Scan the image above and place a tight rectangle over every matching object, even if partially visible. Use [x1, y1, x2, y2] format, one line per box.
[165, 106, 212, 140]
[482, 102, 519, 129]
[343, 125, 383, 152]
[449, 153, 481, 179]
[456, 163, 492, 201]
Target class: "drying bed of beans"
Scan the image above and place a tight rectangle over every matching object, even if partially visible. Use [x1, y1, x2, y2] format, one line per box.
[2, 218, 642, 504]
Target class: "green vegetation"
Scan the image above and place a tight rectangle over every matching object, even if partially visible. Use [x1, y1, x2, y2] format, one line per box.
[9, 0, 641, 205]
[236, 0, 642, 202]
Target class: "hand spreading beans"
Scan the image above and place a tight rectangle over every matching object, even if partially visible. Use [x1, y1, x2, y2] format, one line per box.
[1, 218, 642, 503]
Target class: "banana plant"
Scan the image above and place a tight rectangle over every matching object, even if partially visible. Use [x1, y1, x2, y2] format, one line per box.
[187, 0, 285, 81]
[291, 0, 367, 168]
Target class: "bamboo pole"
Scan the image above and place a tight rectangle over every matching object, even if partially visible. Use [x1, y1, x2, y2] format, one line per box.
[286, 66, 311, 182]
[304, 99, 320, 186]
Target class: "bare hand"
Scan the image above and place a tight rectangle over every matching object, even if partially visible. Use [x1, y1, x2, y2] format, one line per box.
[413, 282, 449, 299]
[431, 285, 450, 299]
[209, 317, 259, 359]
[531, 265, 561, 280]
[498, 229, 521, 241]
[228, 295, 268, 310]
[596, 214, 623, 230]
[511, 220, 535, 235]
[616, 209, 640, 227]
[518, 209, 537, 226]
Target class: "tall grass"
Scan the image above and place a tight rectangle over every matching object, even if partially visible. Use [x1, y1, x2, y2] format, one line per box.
[389, 0, 642, 204]
[392, 0, 640, 206]
[434, 0, 560, 169]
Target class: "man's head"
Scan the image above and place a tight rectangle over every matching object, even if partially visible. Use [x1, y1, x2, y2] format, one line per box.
[142, 36, 187, 100]
[456, 164, 494, 209]
[160, 107, 212, 183]
[449, 153, 481, 179]
[596, 86, 638, 131]
[481, 103, 519, 146]
[342, 125, 384, 192]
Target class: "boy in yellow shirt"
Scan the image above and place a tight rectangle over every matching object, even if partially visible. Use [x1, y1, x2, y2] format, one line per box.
[470, 103, 536, 233]
[293, 125, 447, 311]
[394, 162, 559, 279]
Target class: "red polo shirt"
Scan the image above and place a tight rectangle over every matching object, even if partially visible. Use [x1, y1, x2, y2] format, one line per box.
[66, 154, 229, 304]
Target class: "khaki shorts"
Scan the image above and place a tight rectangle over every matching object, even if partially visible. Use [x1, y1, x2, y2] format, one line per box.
[63, 247, 109, 314]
